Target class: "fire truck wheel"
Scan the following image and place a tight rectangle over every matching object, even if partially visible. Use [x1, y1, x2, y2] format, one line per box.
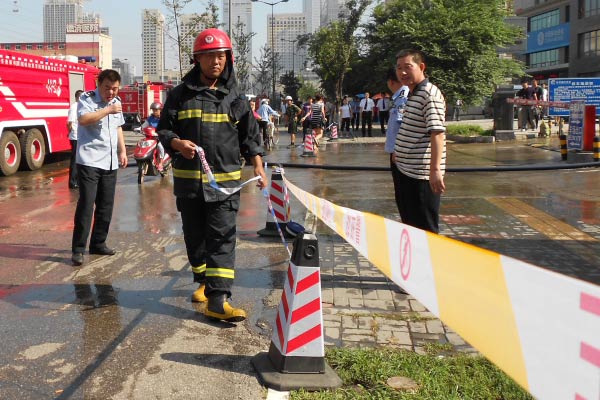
[0, 130, 22, 176]
[20, 128, 46, 171]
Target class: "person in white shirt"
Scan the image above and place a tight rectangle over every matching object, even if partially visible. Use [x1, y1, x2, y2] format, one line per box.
[67, 90, 83, 189]
[340, 96, 352, 137]
[377, 95, 391, 134]
[359, 92, 375, 137]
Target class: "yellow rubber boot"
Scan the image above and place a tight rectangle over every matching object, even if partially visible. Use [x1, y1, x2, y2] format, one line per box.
[191, 284, 208, 303]
[204, 294, 246, 322]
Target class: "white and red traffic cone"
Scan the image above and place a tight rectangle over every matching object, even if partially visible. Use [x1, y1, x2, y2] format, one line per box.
[258, 168, 291, 237]
[252, 233, 342, 391]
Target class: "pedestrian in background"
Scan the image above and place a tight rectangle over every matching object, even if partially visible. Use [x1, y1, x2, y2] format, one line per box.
[158, 28, 267, 322]
[350, 96, 361, 132]
[67, 89, 83, 190]
[393, 49, 446, 234]
[452, 98, 463, 121]
[360, 92, 375, 137]
[377, 94, 391, 134]
[283, 95, 301, 148]
[71, 70, 128, 266]
[383, 68, 408, 216]
[517, 81, 537, 131]
[340, 96, 352, 137]
[300, 96, 313, 143]
[257, 98, 280, 145]
[301, 94, 326, 144]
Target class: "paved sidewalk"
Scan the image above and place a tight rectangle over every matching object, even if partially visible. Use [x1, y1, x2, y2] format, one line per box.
[318, 234, 477, 355]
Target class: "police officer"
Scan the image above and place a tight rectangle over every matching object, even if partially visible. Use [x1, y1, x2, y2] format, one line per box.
[71, 69, 128, 266]
[158, 28, 267, 322]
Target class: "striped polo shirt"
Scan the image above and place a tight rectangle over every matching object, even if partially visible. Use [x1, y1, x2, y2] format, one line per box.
[394, 78, 446, 180]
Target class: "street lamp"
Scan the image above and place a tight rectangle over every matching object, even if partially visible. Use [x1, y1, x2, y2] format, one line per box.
[251, 0, 289, 106]
[280, 37, 297, 74]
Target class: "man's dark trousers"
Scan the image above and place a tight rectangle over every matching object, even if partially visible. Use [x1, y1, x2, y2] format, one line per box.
[394, 168, 440, 234]
[361, 111, 373, 137]
[379, 110, 389, 134]
[69, 139, 78, 188]
[72, 165, 117, 253]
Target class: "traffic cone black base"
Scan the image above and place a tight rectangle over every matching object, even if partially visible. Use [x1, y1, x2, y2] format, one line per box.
[252, 352, 342, 392]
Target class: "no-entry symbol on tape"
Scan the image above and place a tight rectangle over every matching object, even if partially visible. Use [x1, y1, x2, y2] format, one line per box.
[399, 229, 412, 280]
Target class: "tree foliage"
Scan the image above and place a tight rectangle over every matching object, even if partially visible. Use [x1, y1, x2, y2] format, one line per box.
[363, 0, 524, 104]
[231, 18, 255, 93]
[158, 0, 220, 78]
[280, 71, 301, 101]
[253, 45, 274, 97]
[306, 0, 371, 103]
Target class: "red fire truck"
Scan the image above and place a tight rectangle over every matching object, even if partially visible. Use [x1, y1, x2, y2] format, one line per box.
[119, 83, 171, 130]
[0, 50, 100, 176]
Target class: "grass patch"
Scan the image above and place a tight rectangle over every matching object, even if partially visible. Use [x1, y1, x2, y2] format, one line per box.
[446, 124, 485, 136]
[291, 347, 533, 399]
[338, 311, 435, 323]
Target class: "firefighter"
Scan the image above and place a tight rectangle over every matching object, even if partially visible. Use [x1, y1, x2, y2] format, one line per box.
[157, 28, 267, 322]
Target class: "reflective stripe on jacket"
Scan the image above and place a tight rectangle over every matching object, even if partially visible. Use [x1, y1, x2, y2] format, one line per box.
[158, 64, 263, 202]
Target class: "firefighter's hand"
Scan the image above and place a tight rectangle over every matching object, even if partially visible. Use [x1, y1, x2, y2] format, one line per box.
[171, 138, 197, 159]
[255, 166, 268, 190]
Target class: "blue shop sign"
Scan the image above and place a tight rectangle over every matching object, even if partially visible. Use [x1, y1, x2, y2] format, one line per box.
[527, 23, 570, 53]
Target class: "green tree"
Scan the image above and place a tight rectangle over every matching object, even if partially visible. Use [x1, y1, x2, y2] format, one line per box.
[253, 45, 273, 97]
[280, 71, 301, 101]
[230, 18, 255, 93]
[297, 77, 319, 101]
[364, 0, 524, 104]
[156, 0, 221, 78]
[305, 0, 371, 107]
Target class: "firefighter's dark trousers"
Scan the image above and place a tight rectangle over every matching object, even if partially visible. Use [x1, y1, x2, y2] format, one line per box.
[176, 194, 240, 298]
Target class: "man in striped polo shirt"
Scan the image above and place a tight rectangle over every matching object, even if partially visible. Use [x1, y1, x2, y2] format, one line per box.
[393, 49, 446, 234]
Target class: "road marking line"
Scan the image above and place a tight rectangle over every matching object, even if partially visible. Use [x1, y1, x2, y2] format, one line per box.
[266, 388, 290, 400]
[487, 198, 597, 242]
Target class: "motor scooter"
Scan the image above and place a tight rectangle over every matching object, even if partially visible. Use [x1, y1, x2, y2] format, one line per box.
[133, 126, 172, 184]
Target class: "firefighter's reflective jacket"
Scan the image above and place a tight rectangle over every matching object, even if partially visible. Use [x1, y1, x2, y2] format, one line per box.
[158, 63, 263, 202]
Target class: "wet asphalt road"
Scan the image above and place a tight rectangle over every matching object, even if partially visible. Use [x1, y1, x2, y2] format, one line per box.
[0, 131, 598, 398]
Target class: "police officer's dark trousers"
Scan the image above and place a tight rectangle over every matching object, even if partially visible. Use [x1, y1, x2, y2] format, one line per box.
[72, 165, 117, 253]
[177, 194, 240, 298]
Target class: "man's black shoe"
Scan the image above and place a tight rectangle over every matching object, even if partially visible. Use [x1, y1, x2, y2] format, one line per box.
[89, 246, 116, 256]
[72, 252, 84, 266]
[69, 184, 79, 189]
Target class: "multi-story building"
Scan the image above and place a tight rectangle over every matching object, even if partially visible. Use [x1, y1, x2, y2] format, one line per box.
[320, 0, 349, 26]
[514, 0, 600, 79]
[178, 13, 202, 72]
[113, 58, 135, 85]
[223, 0, 253, 66]
[1, 22, 112, 69]
[141, 9, 165, 82]
[43, 0, 84, 42]
[303, 0, 321, 33]
[271, 13, 307, 74]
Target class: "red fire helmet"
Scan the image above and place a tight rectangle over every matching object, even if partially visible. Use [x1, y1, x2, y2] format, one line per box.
[193, 28, 233, 59]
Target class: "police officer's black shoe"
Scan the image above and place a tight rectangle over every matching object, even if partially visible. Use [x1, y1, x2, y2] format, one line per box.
[89, 246, 116, 256]
[204, 293, 246, 322]
[72, 252, 84, 266]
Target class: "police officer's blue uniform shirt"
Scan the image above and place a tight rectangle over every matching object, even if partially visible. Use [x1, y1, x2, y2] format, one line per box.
[76, 89, 125, 170]
[385, 85, 409, 154]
